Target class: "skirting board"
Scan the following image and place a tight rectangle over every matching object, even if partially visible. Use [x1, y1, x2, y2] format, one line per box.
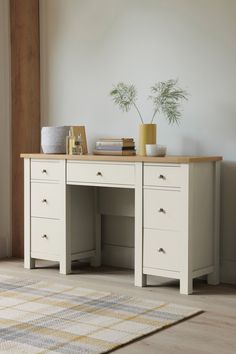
[102, 244, 134, 269]
[221, 260, 236, 284]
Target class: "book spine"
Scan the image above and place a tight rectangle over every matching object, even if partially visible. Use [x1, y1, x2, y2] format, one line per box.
[94, 150, 121, 155]
[94, 149, 136, 156]
[96, 141, 134, 147]
[96, 142, 123, 147]
[96, 146, 135, 151]
[98, 138, 134, 142]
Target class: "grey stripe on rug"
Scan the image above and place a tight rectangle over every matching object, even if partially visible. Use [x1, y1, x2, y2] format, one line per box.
[0, 275, 201, 353]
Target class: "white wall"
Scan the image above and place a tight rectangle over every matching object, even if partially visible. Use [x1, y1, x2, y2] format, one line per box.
[40, 0, 236, 283]
[0, 0, 11, 257]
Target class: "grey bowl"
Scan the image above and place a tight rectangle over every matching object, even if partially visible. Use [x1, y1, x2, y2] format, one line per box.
[41, 126, 70, 154]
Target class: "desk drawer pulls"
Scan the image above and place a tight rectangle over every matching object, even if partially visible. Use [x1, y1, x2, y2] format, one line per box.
[143, 229, 180, 272]
[31, 217, 61, 256]
[23, 158, 220, 295]
[158, 174, 166, 180]
[158, 208, 166, 214]
[144, 189, 182, 230]
[67, 162, 135, 186]
[31, 182, 62, 219]
[144, 165, 183, 188]
[31, 160, 61, 181]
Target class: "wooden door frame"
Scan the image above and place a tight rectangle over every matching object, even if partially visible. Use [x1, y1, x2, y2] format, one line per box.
[10, 0, 40, 257]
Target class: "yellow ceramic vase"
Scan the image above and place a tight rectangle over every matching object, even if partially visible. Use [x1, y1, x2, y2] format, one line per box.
[138, 124, 157, 156]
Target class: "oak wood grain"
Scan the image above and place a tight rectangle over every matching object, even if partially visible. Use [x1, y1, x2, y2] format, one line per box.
[10, 0, 40, 258]
[20, 153, 222, 163]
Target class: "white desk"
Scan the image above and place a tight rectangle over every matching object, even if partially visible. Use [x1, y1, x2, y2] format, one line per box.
[21, 154, 222, 294]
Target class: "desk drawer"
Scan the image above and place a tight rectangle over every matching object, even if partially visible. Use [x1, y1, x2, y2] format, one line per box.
[31, 160, 62, 181]
[31, 182, 62, 219]
[31, 217, 61, 256]
[144, 164, 184, 188]
[144, 189, 185, 230]
[143, 229, 181, 272]
[67, 162, 135, 186]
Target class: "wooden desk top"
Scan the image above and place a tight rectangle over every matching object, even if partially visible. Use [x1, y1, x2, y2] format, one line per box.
[20, 153, 222, 164]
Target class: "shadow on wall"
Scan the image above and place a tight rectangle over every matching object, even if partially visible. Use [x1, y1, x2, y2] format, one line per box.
[180, 136, 205, 155]
[221, 161, 236, 283]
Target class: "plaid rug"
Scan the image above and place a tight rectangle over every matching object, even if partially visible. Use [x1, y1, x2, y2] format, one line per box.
[0, 275, 201, 353]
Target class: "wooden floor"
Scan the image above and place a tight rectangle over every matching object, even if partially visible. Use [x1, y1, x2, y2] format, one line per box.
[0, 259, 235, 354]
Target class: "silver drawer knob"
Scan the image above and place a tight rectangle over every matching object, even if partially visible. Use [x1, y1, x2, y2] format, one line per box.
[96, 171, 102, 176]
[157, 248, 165, 253]
[41, 234, 48, 239]
[42, 169, 47, 174]
[158, 208, 166, 214]
[42, 199, 47, 203]
[158, 174, 166, 180]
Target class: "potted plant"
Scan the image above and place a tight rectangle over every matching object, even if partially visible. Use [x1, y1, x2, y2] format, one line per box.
[110, 79, 188, 155]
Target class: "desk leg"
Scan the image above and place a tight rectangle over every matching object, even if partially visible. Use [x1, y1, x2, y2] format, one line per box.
[179, 164, 192, 294]
[135, 162, 146, 287]
[25, 257, 35, 270]
[208, 161, 220, 285]
[91, 188, 101, 267]
[24, 158, 35, 270]
[180, 274, 193, 295]
[60, 258, 71, 275]
[60, 161, 71, 275]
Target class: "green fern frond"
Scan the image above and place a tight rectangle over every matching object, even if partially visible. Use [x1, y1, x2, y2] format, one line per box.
[110, 79, 188, 125]
[149, 79, 188, 124]
[110, 82, 144, 123]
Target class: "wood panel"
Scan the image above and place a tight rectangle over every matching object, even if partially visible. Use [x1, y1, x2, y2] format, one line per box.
[0, 0, 11, 258]
[10, 0, 40, 257]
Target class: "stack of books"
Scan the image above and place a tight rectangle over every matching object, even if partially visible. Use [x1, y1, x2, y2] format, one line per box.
[94, 138, 136, 156]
